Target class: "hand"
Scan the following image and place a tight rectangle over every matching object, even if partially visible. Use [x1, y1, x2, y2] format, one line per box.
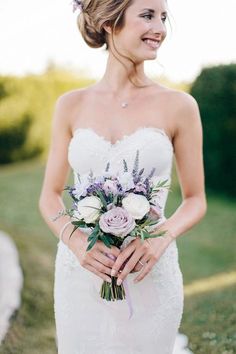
[111, 236, 171, 285]
[68, 230, 121, 283]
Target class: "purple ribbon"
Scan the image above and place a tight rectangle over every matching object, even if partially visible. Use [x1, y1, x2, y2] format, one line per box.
[105, 253, 133, 319]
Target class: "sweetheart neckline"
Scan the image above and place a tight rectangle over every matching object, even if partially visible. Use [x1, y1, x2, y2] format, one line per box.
[70, 126, 174, 151]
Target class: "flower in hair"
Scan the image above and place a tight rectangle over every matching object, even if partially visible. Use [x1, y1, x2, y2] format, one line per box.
[71, 0, 83, 13]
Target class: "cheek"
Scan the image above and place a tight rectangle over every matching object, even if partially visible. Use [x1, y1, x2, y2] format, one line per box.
[133, 18, 150, 32]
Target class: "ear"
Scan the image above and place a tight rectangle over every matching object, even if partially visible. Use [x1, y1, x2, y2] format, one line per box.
[103, 22, 112, 34]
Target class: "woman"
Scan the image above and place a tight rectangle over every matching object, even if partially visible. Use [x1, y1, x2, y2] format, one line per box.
[39, 0, 207, 353]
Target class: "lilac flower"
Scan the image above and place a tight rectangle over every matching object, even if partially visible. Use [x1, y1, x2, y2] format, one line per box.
[133, 181, 147, 195]
[72, 175, 92, 199]
[103, 179, 118, 196]
[71, 0, 83, 13]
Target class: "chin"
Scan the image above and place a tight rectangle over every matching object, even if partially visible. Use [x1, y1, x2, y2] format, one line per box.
[145, 53, 158, 60]
[139, 51, 158, 62]
[127, 49, 158, 64]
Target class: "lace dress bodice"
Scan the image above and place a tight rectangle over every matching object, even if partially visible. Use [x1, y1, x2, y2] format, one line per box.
[68, 126, 174, 217]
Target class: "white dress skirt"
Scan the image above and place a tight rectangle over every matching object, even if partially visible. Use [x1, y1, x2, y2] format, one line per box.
[54, 127, 185, 354]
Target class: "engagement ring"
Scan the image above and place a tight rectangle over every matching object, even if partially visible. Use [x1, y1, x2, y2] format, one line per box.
[138, 260, 144, 266]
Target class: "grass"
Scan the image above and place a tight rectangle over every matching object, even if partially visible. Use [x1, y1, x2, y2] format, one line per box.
[0, 159, 235, 353]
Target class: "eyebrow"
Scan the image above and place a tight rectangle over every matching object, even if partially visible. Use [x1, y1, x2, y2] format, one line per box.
[141, 8, 167, 14]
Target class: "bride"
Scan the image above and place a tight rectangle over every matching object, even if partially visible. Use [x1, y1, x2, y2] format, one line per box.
[39, 0, 207, 353]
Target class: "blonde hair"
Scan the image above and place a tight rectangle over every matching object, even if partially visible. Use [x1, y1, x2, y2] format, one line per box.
[76, 0, 170, 87]
[77, 0, 133, 49]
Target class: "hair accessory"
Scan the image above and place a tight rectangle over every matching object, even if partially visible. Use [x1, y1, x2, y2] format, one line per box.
[71, 0, 83, 13]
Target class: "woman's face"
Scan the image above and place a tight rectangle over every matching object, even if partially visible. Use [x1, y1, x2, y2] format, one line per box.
[110, 0, 168, 63]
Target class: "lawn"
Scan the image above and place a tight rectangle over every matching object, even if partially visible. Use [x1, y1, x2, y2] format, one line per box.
[0, 159, 235, 354]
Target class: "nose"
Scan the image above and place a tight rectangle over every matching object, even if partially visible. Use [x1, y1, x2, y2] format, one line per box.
[152, 18, 167, 38]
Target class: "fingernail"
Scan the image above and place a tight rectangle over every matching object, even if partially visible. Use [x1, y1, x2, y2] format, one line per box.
[117, 278, 122, 286]
[133, 279, 138, 283]
[106, 277, 111, 283]
[111, 269, 116, 277]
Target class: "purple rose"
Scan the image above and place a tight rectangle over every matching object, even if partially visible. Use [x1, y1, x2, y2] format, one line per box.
[99, 207, 135, 237]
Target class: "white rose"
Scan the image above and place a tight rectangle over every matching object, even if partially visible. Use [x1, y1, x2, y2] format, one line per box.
[118, 172, 135, 191]
[74, 196, 102, 223]
[122, 193, 150, 220]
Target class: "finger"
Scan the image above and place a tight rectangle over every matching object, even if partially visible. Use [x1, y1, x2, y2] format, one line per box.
[133, 258, 155, 283]
[89, 257, 113, 276]
[92, 250, 115, 268]
[85, 264, 111, 283]
[111, 245, 136, 276]
[97, 242, 120, 258]
[117, 253, 150, 283]
[116, 251, 144, 282]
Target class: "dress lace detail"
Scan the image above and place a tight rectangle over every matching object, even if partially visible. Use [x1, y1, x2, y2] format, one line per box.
[54, 127, 186, 354]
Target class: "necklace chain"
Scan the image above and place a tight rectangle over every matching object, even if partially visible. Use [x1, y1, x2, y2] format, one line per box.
[103, 77, 153, 109]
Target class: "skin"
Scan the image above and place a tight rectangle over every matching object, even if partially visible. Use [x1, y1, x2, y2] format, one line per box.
[39, 0, 207, 285]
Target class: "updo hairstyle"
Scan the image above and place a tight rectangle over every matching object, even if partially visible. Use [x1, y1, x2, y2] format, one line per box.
[77, 0, 133, 49]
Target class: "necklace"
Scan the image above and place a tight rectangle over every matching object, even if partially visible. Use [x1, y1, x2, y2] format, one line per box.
[102, 77, 153, 109]
[121, 101, 128, 108]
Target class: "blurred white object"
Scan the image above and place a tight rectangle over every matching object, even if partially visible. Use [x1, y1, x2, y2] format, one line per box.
[0, 231, 23, 344]
[173, 332, 194, 354]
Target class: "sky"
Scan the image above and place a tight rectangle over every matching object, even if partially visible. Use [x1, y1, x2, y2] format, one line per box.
[0, 0, 235, 83]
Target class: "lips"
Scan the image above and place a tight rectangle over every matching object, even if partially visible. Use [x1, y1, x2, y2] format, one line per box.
[142, 38, 160, 49]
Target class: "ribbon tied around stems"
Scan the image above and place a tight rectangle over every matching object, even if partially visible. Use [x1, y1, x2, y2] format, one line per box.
[105, 252, 134, 320]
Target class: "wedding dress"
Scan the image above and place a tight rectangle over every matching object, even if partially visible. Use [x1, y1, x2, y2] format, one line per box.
[54, 127, 187, 354]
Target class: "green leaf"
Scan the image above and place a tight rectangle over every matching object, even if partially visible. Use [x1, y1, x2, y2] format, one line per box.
[69, 225, 79, 239]
[100, 234, 112, 248]
[146, 230, 167, 238]
[89, 223, 99, 237]
[140, 230, 145, 242]
[142, 230, 151, 239]
[96, 190, 107, 209]
[112, 194, 118, 205]
[86, 236, 98, 251]
[71, 220, 86, 226]
[145, 219, 161, 226]
[87, 232, 99, 242]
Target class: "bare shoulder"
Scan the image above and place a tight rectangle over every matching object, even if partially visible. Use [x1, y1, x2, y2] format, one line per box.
[161, 88, 203, 151]
[55, 87, 87, 116]
[164, 88, 200, 126]
[156, 85, 201, 133]
[52, 87, 89, 135]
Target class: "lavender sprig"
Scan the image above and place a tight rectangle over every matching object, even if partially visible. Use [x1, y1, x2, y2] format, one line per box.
[132, 150, 140, 179]
[123, 159, 128, 172]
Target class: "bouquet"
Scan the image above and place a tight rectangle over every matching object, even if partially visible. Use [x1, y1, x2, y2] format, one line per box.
[55, 150, 170, 303]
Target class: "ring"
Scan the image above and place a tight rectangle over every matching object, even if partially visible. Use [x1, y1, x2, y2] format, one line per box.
[138, 260, 144, 266]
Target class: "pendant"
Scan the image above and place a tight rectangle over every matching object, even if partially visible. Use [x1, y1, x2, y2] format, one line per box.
[121, 102, 128, 108]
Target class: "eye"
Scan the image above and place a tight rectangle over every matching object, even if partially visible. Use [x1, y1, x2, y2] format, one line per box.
[161, 15, 167, 23]
[141, 14, 153, 21]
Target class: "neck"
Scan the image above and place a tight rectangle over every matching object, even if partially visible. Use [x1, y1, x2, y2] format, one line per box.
[100, 52, 151, 95]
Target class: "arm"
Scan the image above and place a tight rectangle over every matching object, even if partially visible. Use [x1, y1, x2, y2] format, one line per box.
[38, 92, 120, 282]
[111, 92, 207, 284]
[39, 94, 74, 244]
[152, 92, 207, 241]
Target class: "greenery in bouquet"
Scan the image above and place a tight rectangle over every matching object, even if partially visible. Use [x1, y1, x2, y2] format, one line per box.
[56, 150, 171, 301]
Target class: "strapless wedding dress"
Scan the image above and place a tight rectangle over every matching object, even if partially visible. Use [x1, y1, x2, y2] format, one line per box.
[54, 127, 188, 354]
